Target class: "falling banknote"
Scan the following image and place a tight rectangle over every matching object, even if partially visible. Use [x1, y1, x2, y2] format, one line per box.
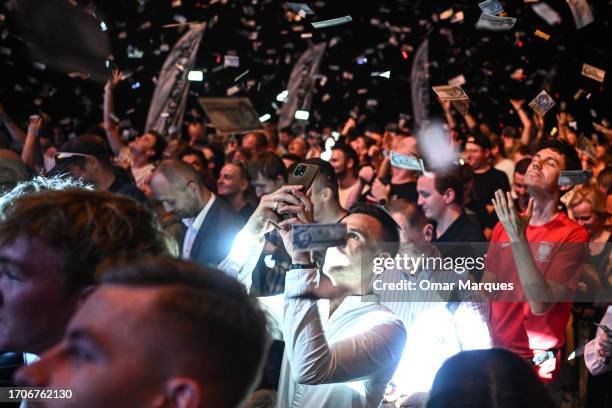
[292, 223, 347, 251]
[566, 0, 594, 30]
[478, 0, 504, 16]
[578, 134, 597, 161]
[432, 85, 469, 101]
[558, 170, 592, 186]
[287, 2, 314, 16]
[528, 90, 556, 117]
[476, 13, 517, 31]
[311, 16, 352, 29]
[581, 63, 606, 83]
[390, 151, 425, 172]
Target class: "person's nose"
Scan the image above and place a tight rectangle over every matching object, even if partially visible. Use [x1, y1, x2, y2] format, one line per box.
[14, 358, 50, 388]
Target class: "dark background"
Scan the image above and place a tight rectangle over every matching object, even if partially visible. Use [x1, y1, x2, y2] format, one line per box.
[0, 0, 610, 139]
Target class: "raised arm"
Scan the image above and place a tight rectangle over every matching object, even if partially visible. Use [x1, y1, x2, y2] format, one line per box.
[439, 99, 457, 130]
[0, 102, 26, 147]
[282, 267, 406, 384]
[510, 99, 533, 146]
[103, 70, 126, 155]
[21, 115, 45, 173]
[492, 191, 586, 315]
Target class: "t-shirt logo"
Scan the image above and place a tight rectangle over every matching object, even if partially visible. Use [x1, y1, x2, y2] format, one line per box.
[535, 242, 553, 262]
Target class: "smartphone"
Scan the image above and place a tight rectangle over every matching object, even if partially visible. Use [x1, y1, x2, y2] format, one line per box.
[288, 163, 319, 191]
[281, 163, 319, 219]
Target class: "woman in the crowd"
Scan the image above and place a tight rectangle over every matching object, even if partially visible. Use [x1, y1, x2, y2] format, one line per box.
[569, 184, 610, 297]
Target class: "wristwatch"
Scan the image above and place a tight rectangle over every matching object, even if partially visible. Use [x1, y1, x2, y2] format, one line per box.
[288, 263, 317, 270]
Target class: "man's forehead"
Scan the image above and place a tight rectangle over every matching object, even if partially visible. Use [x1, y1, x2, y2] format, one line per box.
[417, 175, 434, 188]
[342, 213, 381, 235]
[72, 286, 157, 328]
[535, 148, 562, 161]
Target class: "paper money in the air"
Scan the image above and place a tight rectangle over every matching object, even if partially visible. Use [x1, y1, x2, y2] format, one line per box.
[528, 90, 556, 117]
[311, 15, 352, 29]
[432, 85, 468, 101]
[292, 223, 347, 251]
[476, 13, 517, 31]
[199, 97, 261, 133]
[531, 3, 561, 25]
[581, 63, 606, 83]
[478, 0, 504, 16]
[448, 74, 466, 87]
[578, 134, 597, 161]
[287, 2, 314, 16]
[390, 151, 425, 172]
[566, 0, 594, 30]
[558, 170, 592, 186]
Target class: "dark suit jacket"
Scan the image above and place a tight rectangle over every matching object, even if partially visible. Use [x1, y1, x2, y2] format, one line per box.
[179, 197, 245, 268]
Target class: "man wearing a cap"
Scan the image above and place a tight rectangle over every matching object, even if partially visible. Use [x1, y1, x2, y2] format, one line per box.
[465, 133, 510, 237]
[52, 134, 146, 203]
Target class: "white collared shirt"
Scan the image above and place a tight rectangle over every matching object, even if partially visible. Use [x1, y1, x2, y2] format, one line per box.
[259, 268, 406, 408]
[181, 195, 216, 260]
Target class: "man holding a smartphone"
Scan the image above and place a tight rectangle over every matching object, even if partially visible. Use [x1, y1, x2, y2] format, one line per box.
[221, 184, 406, 408]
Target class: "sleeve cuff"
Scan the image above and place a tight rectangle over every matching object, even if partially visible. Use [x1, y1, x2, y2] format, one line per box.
[285, 268, 319, 297]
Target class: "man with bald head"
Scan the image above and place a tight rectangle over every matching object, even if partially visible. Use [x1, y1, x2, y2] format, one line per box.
[150, 159, 244, 267]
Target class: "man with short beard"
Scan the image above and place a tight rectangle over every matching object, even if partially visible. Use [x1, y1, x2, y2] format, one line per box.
[222, 190, 406, 408]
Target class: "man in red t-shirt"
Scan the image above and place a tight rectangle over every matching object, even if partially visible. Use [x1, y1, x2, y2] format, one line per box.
[482, 139, 588, 382]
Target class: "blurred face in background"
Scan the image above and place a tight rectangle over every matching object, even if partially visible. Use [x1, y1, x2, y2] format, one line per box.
[187, 122, 204, 142]
[252, 172, 284, 198]
[417, 175, 449, 222]
[182, 154, 205, 174]
[288, 138, 308, 159]
[330, 149, 352, 178]
[217, 164, 248, 198]
[513, 172, 529, 203]
[465, 143, 488, 171]
[571, 201, 600, 236]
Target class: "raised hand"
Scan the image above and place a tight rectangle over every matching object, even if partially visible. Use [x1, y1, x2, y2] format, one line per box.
[492, 189, 533, 242]
[244, 185, 304, 237]
[510, 98, 525, 111]
[274, 189, 314, 263]
[105, 69, 123, 91]
[27, 115, 44, 137]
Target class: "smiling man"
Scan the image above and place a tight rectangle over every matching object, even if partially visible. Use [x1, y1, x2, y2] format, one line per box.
[482, 138, 589, 383]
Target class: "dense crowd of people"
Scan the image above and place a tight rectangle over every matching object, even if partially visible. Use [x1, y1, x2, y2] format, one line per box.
[0, 79, 610, 407]
[0, 1, 610, 408]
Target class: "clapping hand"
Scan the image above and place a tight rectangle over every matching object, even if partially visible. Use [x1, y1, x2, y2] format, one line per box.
[492, 189, 534, 242]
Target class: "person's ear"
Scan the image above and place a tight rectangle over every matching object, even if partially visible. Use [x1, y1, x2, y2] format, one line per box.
[239, 178, 249, 192]
[186, 180, 199, 195]
[155, 377, 202, 408]
[347, 157, 355, 169]
[443, 188, 456, 205]
[423, 223, 434, 242]
[146, 148, 156, 158]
